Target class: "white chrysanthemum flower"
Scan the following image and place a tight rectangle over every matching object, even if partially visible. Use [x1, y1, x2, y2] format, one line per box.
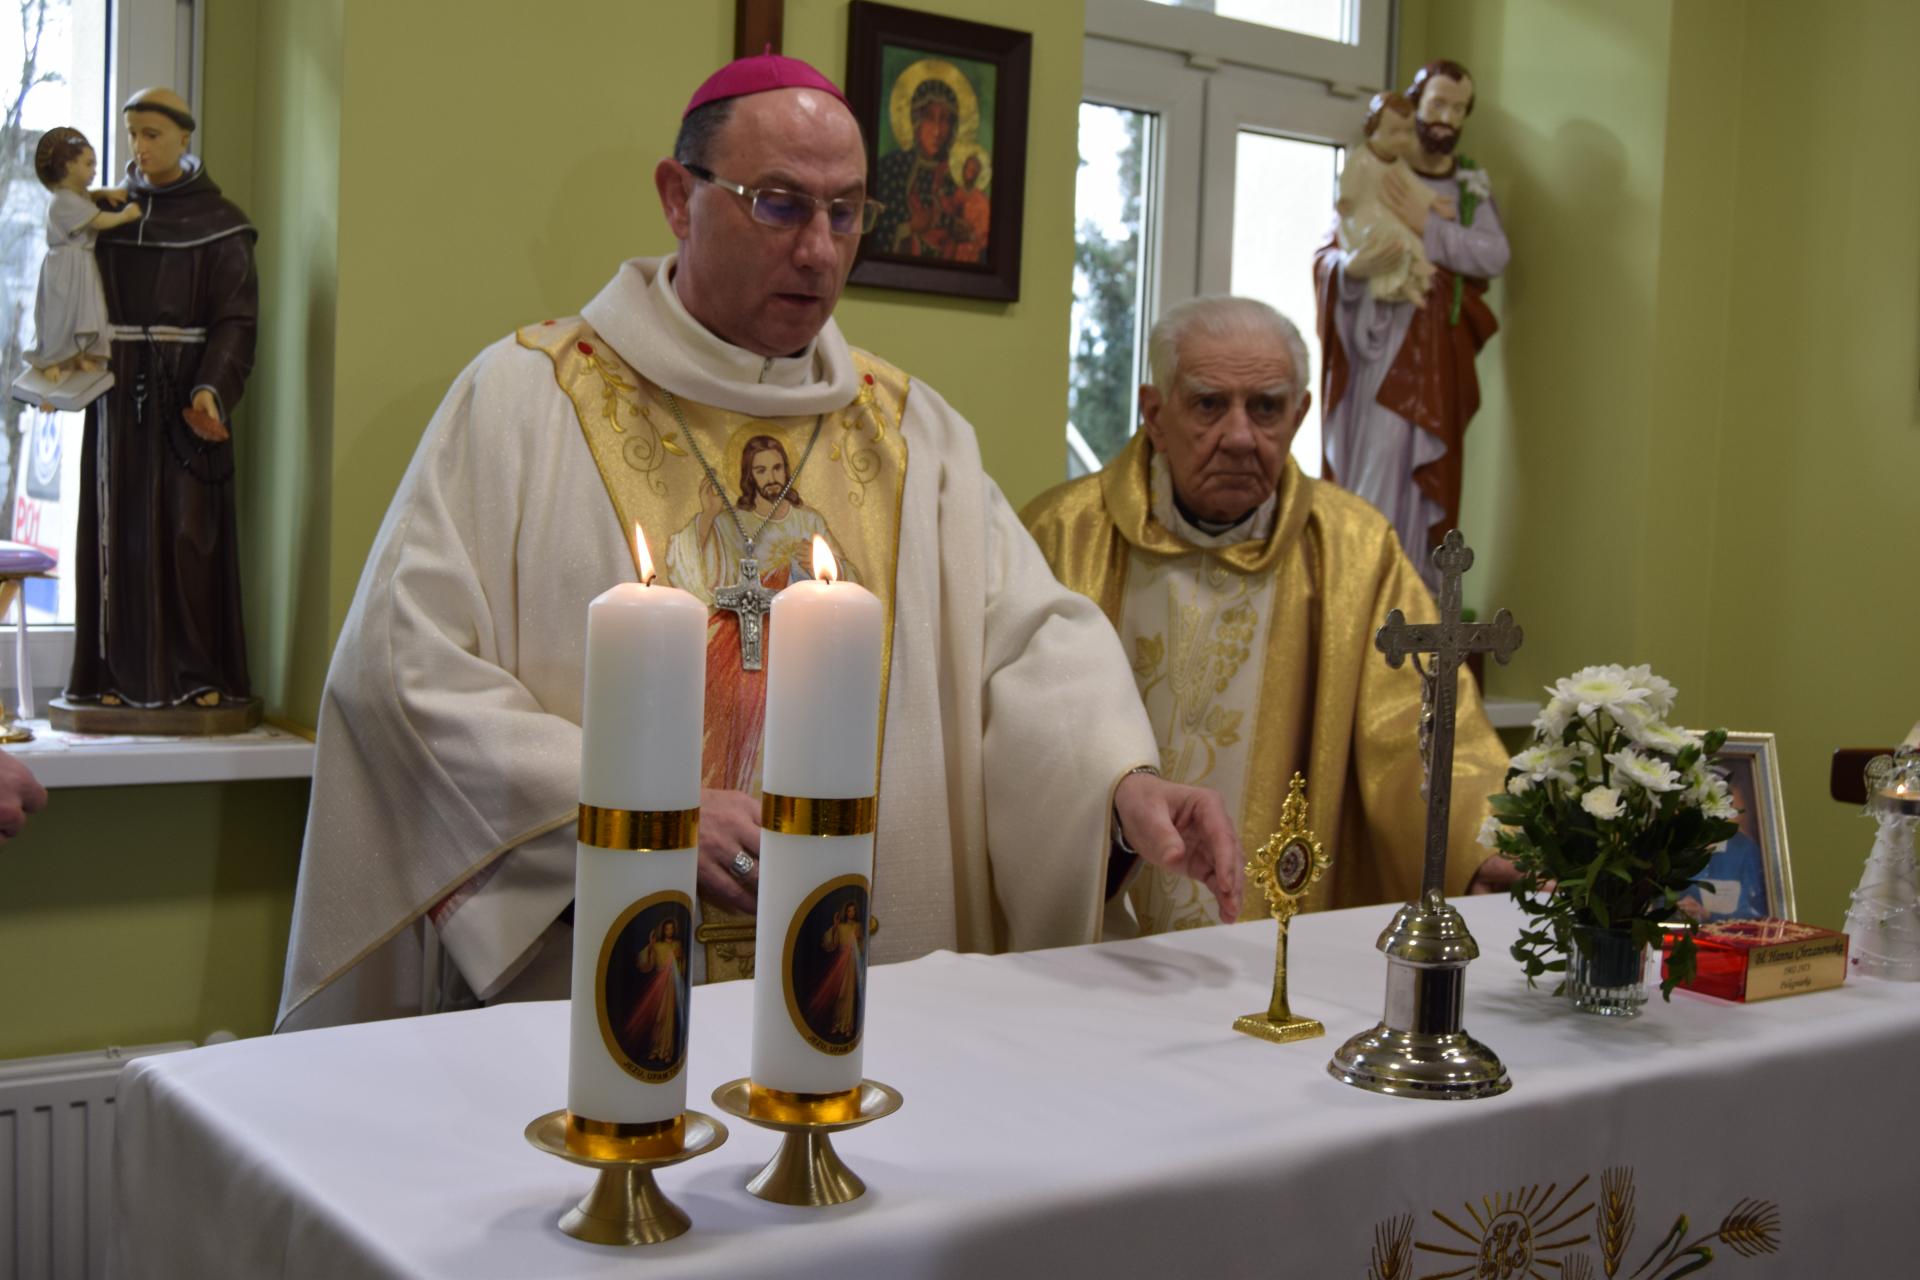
[1624, 714, 1700, 755]
[1476, 813, 1505, 849]
[1607, 748, 1685, 794]
[1510, 743, 1579, 785]
[1533, 694, 1575, 741]
[1552, 665, 1653, 721]
[1705, 790, 1740, 821]
[1622, 664, 1678, 717]
[1581, 786, 1625, 821]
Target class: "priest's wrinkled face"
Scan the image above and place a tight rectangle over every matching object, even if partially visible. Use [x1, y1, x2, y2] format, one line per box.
[657, 87, 866, 358]
[126, 109, 191, 186]
[1140, 330, 1310, 526]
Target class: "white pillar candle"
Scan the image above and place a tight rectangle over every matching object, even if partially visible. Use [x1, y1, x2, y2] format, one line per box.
[566, 529, 705, 1158]
[750, 538, 883, 1122]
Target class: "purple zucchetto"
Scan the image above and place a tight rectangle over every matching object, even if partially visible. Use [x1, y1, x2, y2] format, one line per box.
[683, 47, 849, 118]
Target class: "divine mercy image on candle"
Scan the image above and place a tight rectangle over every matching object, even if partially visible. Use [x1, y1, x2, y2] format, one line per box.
[786, 877, 869, 1054]
[599, 894, 693, 1083]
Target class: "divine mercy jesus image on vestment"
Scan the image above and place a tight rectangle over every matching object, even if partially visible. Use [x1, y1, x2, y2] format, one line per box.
[665, 424, 860, 795]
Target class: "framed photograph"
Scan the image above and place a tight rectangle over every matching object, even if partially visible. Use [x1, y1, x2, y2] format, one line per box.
[1677, 731, 1796, 924]
[845, 2, 1031, 301]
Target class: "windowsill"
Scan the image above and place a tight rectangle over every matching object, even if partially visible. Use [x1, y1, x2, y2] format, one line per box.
[1482, 697, 1541, 731]
[8, 721, 316, 789]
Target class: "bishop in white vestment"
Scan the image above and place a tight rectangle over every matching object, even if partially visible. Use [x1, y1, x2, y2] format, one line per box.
[279, 53, 1241, 1027]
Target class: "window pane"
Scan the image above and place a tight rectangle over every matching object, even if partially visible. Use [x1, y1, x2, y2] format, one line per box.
[1068, 103, 1154, 478]
[1144, 0, 1353, 46]
[1229, 131, 1339, 477]
[3, 0, 111, 625]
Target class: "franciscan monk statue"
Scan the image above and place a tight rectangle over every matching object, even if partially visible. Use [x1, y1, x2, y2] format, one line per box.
[1313, 59, 1507, 597]
[278, 53, 1243, 1029]
[1023, 297, 1514, 936]
[64, 88, 257, 717]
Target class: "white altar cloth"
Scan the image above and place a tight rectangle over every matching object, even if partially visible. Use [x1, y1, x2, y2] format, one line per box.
[112, 896, 1920, 1277]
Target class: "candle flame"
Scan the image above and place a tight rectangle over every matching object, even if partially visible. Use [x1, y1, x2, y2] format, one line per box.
[812, 535, 839, 584]
[634, 524, 657, 585]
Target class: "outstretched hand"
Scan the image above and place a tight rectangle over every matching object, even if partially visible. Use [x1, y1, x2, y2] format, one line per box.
[1114, 772, 1244, 922]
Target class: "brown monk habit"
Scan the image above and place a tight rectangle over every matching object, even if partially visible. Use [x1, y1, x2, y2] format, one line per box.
[68, 157, 257, 708]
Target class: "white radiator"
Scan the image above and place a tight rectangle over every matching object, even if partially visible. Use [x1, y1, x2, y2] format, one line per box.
[0, 1043, 195, 1280]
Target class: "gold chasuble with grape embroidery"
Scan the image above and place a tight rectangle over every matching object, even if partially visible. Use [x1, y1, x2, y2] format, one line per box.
[519, 319, 909, 980]
[1022, 431, 1505, 933]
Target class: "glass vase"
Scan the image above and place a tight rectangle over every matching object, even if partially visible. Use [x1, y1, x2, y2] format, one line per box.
[1567, 925, 1647, 1017]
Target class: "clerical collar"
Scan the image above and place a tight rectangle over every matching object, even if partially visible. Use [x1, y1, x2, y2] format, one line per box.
[1148, 453, 1277, 549]
[1173, 488, 1253, 536]
[651, 257, 820, 389]
[580, 257, 858, 419]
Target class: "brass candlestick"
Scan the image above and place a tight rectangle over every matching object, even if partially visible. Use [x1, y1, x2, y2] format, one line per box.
[711, 1077, 901, 1207]
[1234, 774, 1331, 1044]
[523, 1108, 727, 1246]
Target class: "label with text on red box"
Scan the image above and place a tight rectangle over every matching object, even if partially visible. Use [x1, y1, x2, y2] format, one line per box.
[1662, 919, 1849, 1002]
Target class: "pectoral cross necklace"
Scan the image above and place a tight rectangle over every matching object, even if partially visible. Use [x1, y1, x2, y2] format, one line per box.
[659, 388, 825, 671]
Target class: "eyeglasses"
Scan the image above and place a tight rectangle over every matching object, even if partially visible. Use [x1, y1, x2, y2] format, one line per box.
[684, 164, 884, 237]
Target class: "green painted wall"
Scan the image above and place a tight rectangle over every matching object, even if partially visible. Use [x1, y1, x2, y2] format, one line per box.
[1403, 0, 1920, 929]
[0, 782, 308, 1058]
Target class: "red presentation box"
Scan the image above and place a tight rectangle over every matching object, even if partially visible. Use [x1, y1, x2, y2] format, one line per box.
[1662, 919, 1849, 1002]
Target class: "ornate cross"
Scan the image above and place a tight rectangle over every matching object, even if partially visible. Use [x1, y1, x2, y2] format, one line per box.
[1376, 530, 1522, 900]
[713, 557, 775, 671]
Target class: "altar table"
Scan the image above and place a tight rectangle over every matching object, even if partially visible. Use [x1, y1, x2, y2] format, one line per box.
[111, 896, 1920, 1277]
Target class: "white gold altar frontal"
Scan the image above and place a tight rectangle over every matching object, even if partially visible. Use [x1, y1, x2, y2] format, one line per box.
[114, 895, 1914, 1277]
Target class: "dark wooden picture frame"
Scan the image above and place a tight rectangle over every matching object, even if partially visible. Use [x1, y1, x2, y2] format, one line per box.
[845, 2, 1031, 301]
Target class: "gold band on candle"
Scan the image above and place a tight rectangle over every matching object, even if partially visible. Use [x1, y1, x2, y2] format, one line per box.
[577, 804, 700, 851]
[747, 1083, 863, 1124]
[564, 1111, 686, 1159]
[760, 793, 877, 837]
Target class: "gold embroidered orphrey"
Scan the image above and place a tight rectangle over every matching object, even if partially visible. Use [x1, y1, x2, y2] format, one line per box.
[1367, 1166, 1781, 1280]
[519, 319, 909, 983]
[1234, 773, 1331, 1044]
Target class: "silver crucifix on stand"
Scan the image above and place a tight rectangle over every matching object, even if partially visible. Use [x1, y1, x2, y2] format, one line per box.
[714, 557, 776, 671]
[1329, 530, 1522, 1100]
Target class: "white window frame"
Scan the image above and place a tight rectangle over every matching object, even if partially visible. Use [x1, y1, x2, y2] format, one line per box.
[107, 0, 203, 171]
[1078, 38, 1203, 400]
[1195, 63, 1356, 296]
[1086, 0, 1391, 98]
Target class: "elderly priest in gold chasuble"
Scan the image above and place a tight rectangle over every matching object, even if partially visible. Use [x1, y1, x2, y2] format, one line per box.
[278, 53, 1243, 1029]
[1023, 298, 1511, 936]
